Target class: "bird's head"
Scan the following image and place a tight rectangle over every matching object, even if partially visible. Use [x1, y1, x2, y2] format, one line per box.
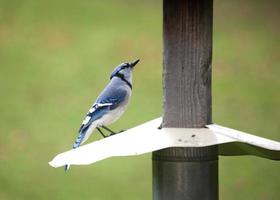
[110, 59, 140, 82]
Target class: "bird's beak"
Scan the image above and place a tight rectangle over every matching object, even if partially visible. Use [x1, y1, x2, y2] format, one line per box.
[130, 59, 140, 68]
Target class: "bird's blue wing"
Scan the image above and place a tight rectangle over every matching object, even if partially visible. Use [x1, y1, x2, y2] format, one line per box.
[96, 85, 128, 110]
[73, 85, 128, 149]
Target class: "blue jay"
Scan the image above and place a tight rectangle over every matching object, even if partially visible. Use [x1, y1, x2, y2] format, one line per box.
[65, 59, 139, 171]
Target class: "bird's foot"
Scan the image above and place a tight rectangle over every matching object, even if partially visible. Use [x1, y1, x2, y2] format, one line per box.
[108, 130, 125, 136]
[101, 126, 116, 134]
[98, 126, 126, 137]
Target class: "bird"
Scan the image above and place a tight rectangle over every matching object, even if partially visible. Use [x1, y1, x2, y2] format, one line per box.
[65, 59, 140, 171]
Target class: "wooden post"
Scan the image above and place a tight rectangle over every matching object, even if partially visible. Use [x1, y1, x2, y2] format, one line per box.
[153, 0, 218, 199]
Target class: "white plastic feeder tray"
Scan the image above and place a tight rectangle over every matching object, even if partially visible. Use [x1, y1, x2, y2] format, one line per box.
[49, 117, 280, 168]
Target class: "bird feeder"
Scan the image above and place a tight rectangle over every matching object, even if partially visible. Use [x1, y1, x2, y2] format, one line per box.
[49, 0, 280, 199]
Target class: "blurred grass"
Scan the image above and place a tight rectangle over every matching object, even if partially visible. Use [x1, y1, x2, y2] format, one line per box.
[0, 0, 279, 199]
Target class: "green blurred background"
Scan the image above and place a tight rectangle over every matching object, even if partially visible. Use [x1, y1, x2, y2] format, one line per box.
[0, 0, 279, 199]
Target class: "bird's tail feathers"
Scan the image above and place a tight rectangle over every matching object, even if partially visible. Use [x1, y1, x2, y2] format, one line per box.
[64, 123, 97, 172]
[81, 123, 97, 145]
[73, 131, 86, 149]
[63, 131, 86, 172]
[64, 164, 70, 171]
[73, 122, 97, 148]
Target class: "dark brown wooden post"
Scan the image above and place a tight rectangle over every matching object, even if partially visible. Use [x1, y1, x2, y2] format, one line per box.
[153, 0, 218, 199]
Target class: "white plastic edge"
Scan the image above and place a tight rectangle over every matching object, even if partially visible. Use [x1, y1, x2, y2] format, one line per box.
[49, 117, 280, 168]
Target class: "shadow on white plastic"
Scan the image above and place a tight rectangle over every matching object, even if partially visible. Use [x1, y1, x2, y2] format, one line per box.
[49, 118, 280, 168]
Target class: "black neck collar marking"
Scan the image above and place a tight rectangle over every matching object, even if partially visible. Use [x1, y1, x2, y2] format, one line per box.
[114, 72, 132, 90]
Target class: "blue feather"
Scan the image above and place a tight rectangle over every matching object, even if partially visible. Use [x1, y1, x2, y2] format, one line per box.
[77, 108, 108, 142]
[65, 75, 130, 171]
[96, 85, 127, 110]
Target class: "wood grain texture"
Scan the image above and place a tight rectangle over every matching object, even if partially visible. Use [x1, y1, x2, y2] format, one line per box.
[163, 0, 212, 128]
[153, 1, 218, 199]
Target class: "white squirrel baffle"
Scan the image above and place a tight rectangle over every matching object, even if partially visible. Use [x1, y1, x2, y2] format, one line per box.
[49, 117, 280, 168]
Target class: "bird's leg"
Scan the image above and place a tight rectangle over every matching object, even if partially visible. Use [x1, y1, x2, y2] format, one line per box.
[97, 127, 107, 138]
[101, 126, 117, 136]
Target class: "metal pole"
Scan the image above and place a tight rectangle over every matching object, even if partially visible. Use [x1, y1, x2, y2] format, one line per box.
[153, 0, 218, 199]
